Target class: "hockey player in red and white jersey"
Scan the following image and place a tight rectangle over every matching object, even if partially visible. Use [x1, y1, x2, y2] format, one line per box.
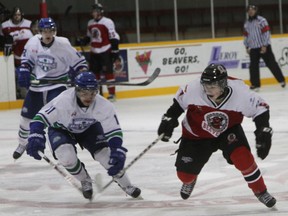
[26, 72, 141, 200]
[1, 7, 33, 98]
[158, 63, 276, 208]
[79, 3, 120, 101]
[13, 17, 88, 160]
[1, 7, 32, 63]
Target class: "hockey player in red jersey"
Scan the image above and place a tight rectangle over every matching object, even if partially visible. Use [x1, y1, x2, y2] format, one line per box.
[1, 7, 33, 98]
[1, 7, 32, 63]
[158, 63, 276, 208]
[78, 3, 120, 101]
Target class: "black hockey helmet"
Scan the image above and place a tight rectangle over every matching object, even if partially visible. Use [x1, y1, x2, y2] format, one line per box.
[247, 4, 258, 12]
[201, 63, 228, 90]
[92, 3, 104, 14]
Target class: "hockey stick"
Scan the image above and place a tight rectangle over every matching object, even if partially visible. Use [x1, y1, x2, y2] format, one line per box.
[95, 133, 164, 193]
[64, 5, 73, 16]
[63, 5, 85, 53]
[38, 151, 82, 194]
[30, 67, 161, 86]
[101, 67, 161, 86]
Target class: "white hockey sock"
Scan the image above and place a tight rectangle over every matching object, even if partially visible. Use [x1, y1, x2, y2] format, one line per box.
[114, 172, 132, 189]
[94, 147, 111, 169]
[18, 116, 31, 145]
[55, 144, 89, 181]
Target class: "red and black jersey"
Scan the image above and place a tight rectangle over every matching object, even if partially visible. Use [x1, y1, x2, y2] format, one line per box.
[86, 17, 119, 54]
[175, 77, 269, 140]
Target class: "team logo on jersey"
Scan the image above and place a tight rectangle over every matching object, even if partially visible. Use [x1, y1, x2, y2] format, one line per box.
[68, 118, 96, 132]
[202, 111, 228, 137]
[91, 27, 101, 42]
[37, 55, 57, 72]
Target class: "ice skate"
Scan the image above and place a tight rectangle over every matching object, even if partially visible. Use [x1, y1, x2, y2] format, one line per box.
[118, 184, 141, 198]
[256, 190, 276, 208]
[81, 176, 93, 200]
[107, 94, 116, 102]
[180, 179, 197, 200]
[250, 86, 260, 92]
[113, 172, 141, 198]
[13, 144, 26, 159]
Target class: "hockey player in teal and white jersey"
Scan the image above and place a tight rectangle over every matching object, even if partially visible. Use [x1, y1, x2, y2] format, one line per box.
[13, 17, 88, 160]
[26, 72, 141, 200]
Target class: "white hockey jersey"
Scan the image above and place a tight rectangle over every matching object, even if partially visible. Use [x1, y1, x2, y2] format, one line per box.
[175, 77, 269, 139]
[22, 35, 88, 92]
[33, 88, 122, 142]
[87, 16, 120, 53]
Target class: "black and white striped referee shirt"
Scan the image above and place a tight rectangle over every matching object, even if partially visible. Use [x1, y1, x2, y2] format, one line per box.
[243, 15, 271, 49]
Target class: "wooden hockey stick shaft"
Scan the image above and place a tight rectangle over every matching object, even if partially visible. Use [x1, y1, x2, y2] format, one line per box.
[38, 151, 83, 194]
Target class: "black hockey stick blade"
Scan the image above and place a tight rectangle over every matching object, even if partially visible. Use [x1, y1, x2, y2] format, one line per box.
[99, 67, 161, 86]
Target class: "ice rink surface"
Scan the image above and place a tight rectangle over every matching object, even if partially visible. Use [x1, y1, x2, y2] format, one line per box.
[0, 85, 287, 216]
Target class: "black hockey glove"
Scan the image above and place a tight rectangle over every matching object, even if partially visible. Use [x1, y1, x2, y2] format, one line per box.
[158, 114, 179, 142]
[4, 35, 13, 56]
[110, 38, 120, 63]
[111, 50, 121, 63]
[75, 36, 90, 46]
[254, 127, 273, 160]
[4, 43, 12, 56]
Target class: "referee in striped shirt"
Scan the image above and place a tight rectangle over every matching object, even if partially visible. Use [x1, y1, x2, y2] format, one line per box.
[243, 5, 286, 91]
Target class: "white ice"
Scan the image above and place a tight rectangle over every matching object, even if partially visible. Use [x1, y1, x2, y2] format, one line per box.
[0, 85, 288, 216]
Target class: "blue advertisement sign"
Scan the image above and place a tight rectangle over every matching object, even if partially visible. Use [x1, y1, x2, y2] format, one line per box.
[209, 46, 239, 69]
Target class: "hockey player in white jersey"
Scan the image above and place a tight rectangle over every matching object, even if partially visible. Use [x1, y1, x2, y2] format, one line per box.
[26, 72, 141, 200]
[158, 63, 276, 208]
[13, 17, 88, 160]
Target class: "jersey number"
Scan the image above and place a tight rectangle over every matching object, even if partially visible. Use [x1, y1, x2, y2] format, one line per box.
[114, 114, 119, 125]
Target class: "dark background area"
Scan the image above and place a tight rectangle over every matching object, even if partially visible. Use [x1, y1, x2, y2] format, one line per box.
[1, 0, 288, 45]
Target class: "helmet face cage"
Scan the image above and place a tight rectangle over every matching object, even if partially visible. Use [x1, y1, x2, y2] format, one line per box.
[38, 18, 56, 32]
[76, 88, 98, 99]
[201, 64, 228, 91]
[92, 3, 104, 14]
